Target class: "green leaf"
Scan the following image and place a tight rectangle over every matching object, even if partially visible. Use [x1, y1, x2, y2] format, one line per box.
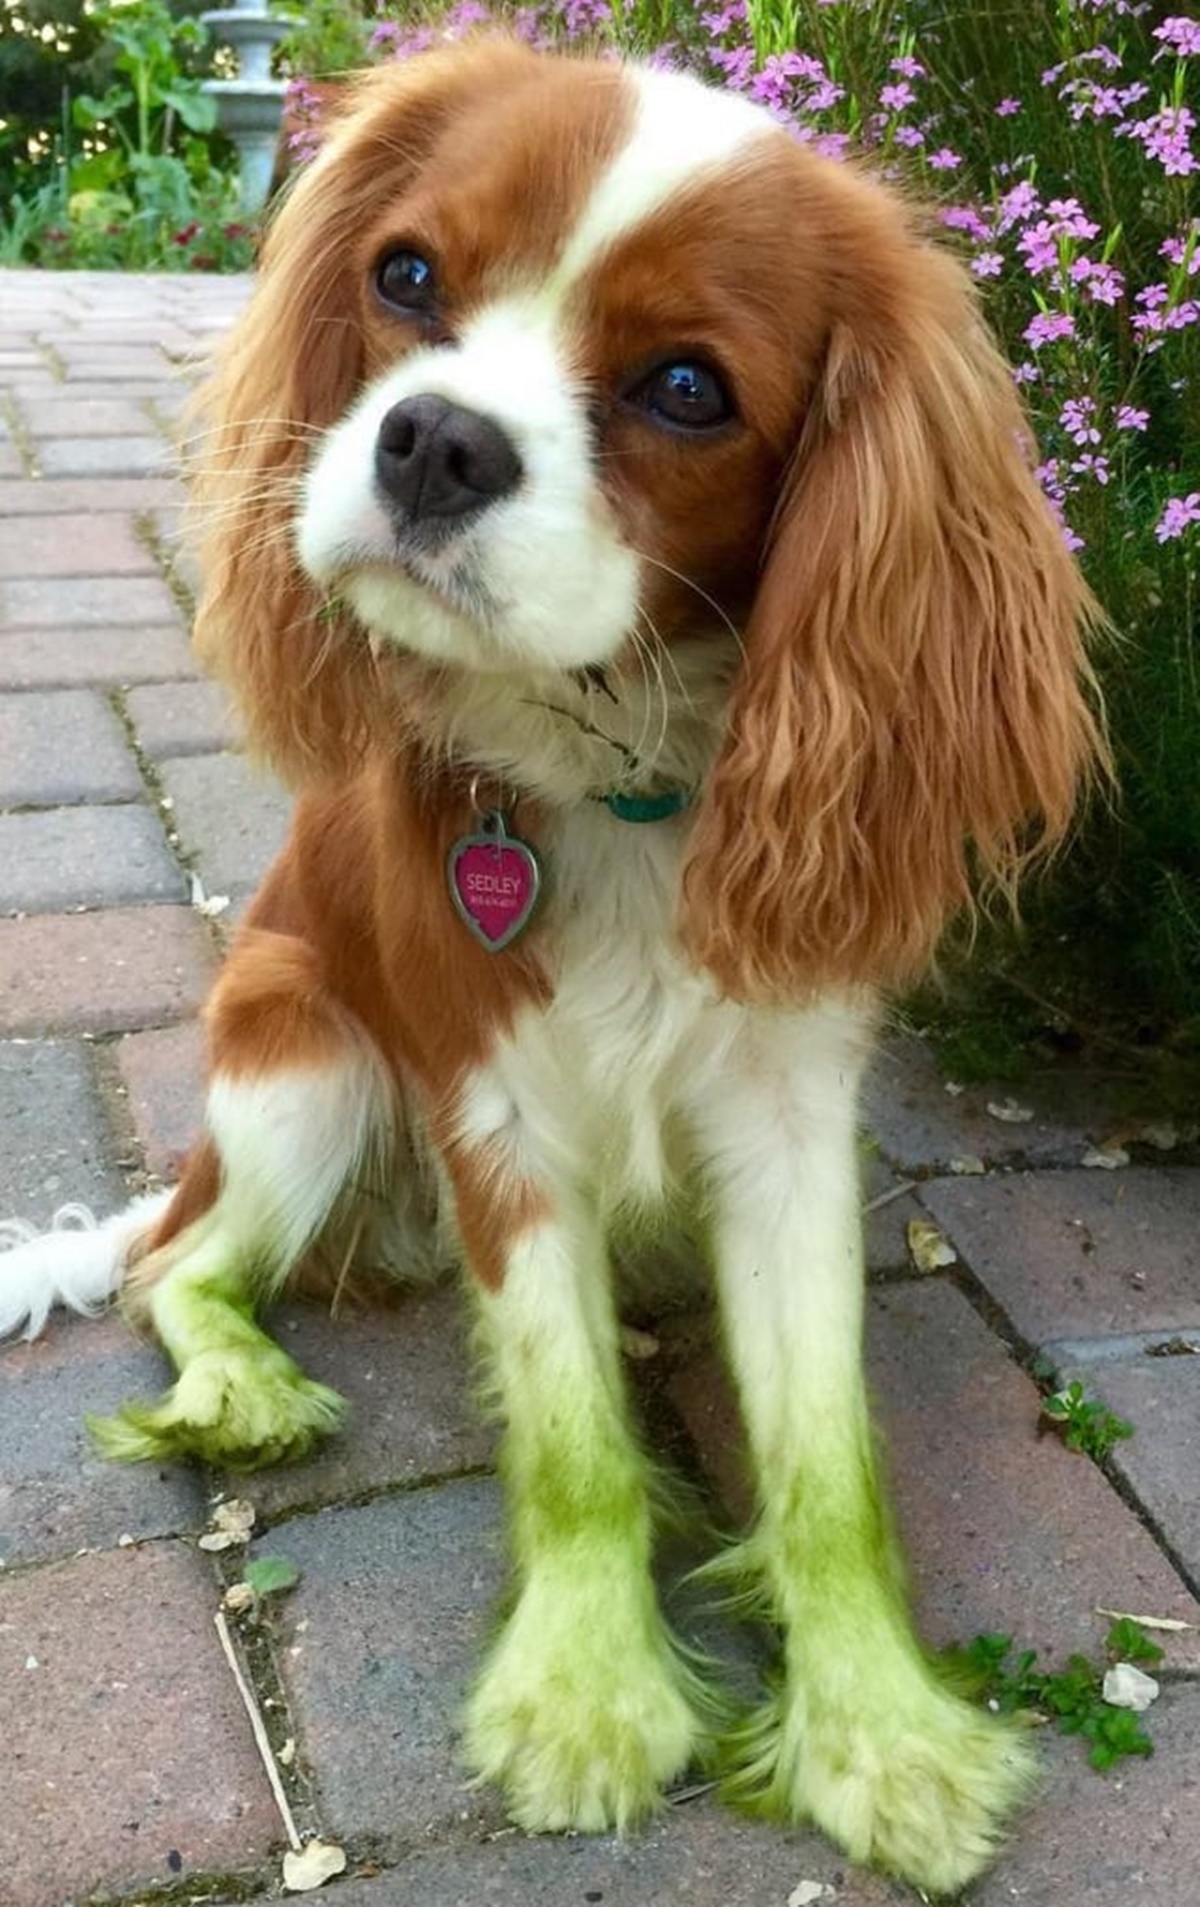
[160, 87, 217, 135]
[242, 1555, 301, 1598]
[1105, 1618, 1165, 1666]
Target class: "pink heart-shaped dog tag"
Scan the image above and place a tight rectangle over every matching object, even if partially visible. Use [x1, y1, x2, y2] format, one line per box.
[447, 810, 541, 951]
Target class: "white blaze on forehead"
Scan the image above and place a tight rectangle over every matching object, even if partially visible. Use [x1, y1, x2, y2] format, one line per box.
[297, 64, 776, 686]
[552, 65, 774, 293]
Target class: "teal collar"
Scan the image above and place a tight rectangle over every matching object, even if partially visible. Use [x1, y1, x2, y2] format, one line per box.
[601, 786, 692, 824]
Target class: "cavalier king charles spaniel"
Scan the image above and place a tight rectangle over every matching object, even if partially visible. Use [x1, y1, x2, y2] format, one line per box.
[2, 41, 1104, 1895]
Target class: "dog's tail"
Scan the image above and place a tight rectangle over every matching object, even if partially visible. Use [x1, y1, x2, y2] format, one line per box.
[0, 1193, 172, 1341]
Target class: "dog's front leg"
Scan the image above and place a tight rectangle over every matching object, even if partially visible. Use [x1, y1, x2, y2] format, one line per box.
[689, 1002, 1034, 1896]
[452, 1130, 706, 1831]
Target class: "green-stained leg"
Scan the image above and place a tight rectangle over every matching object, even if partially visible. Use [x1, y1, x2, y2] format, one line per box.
[690, 1006, 1035, 1897]
[90, 1218, 344, 1468]
[463, 1208, 710, 1831]
[92, 1051, 392, 1470]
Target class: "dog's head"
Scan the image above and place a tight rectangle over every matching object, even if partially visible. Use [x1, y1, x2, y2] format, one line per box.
[193, 41, 1103, 998]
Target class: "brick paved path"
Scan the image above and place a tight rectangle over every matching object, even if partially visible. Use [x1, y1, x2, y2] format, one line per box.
[2, 268, 1199, 1907]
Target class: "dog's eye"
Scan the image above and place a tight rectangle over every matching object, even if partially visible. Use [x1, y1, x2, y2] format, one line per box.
[375, 248, 438, 315]
[629, 359, 734, 432]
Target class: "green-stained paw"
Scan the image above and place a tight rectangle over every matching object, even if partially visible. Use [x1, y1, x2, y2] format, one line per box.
[722, 1667, 1037, 1897]
[465, 1579, 707, 1833]
[89, 1345, 345, 1469]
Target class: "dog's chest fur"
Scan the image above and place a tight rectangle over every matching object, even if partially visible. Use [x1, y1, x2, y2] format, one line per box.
[455, 800, 735, 1216]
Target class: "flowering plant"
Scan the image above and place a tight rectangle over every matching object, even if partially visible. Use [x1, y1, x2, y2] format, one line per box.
[283, 0, 1200, 1046]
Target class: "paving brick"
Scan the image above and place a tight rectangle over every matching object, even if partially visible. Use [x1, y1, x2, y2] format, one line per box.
[0, 905, 218, 1036]
[267, 1482, 508, 1848]
[0, 511, 156, 578]
[971, 1682, 1200, 1907]
[865, 1034, 1113, 1173]
[0, 571, 178, 627]
[18, 396, 157, 438]
[0, 804, 187, 913]
[0, 1541, 280, 1907]
[126, 678, 241, 758]
[33, 433, 172, 478]
[116, 1020, 207, 1179]
[325, 1806, 909, 1906]
[48, 348, 184, 381]
[0, 622, 197, 688]
[0, 476, 182, 516]
[1063, 1352, 1200, 1585]
[921, 1168, 1200, 1349]
[0, 687, 141, 805]
[232, 1290, 496, 1519]
[0, 1312, 205, 1566]
[160, 751, 293, 899]
[668, 1280, 1200, 1675]
[870, 1280, 1200, 1669]
[0, 1037, 123, 1225]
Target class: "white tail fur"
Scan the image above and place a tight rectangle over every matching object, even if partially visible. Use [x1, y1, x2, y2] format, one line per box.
[0, 1193, 172, 1341]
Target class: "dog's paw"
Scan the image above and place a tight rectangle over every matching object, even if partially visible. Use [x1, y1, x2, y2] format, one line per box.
[89, 1345, 345, 1469]
[464, 1582, 705, 1832]
[725, 1665, 1036, 1897]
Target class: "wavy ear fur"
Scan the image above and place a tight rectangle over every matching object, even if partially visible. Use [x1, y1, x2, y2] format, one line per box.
[680, 184, 1106, 1001]
[187, 45, 542, 784]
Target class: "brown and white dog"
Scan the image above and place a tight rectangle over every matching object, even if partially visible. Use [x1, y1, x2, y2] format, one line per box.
[1, 42, 1103, 1893]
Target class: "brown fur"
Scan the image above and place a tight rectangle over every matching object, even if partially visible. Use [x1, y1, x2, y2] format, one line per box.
[676, 163, 1105, 998]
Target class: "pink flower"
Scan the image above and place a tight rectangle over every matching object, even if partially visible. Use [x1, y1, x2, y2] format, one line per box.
[942, 204, 993, 243]
[996, 180, 1040, 230]
[971, 251, 1005, 278]
[889, 55, 924, 80]
[1070, 258, 1126, 306]
[1160, 227, 1200, 271]
[1071, 453, 1110, 486]
[995, 97, 1022, 117]
[1154, 17, 1200, 58]
[879, 81, 916, 112]
[1024, 311, 1076, 348]
[1155, 494, 1200, 542]
[1126, 105, 1196, 176]
[1060, 397, 1100, 445]
[927, 147, 962, 171]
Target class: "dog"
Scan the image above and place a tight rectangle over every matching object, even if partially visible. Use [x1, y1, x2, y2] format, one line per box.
[0, 41, 1104, 1894]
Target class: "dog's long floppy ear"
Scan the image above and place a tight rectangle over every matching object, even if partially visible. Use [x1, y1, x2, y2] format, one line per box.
[680, 214, 1106, 1002]
[187, 45, 537, 783]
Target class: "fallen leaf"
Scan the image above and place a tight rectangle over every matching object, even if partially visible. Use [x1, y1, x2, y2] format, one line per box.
[949, 1154, 986, 1176]
[1081, 1145, 1130, 1170]
[906, 1218, 958, 1273]
[243, 1555, 301, 1599]
[198, 1498, 256, 1552]
[620, 1325, 660, 1361]
[283, 1840, 347, 1891]
[987, 1097, 1033, 1124]
[1096, 1608, 1197, 1633]
[1102, 1663, 1160, 1712]
[788, 1884, 835, 1906]
[1137, 1121, 1179, 1151]
[189, 872, 232, 919]
[278, 1736, 296, 1767]
[222, 1582, 256, 1614]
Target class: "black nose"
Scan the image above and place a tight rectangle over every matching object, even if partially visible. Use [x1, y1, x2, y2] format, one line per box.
[374, 394, 523, 524]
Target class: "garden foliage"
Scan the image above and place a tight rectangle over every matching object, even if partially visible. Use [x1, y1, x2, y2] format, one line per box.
[0, 0, 254, 268]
